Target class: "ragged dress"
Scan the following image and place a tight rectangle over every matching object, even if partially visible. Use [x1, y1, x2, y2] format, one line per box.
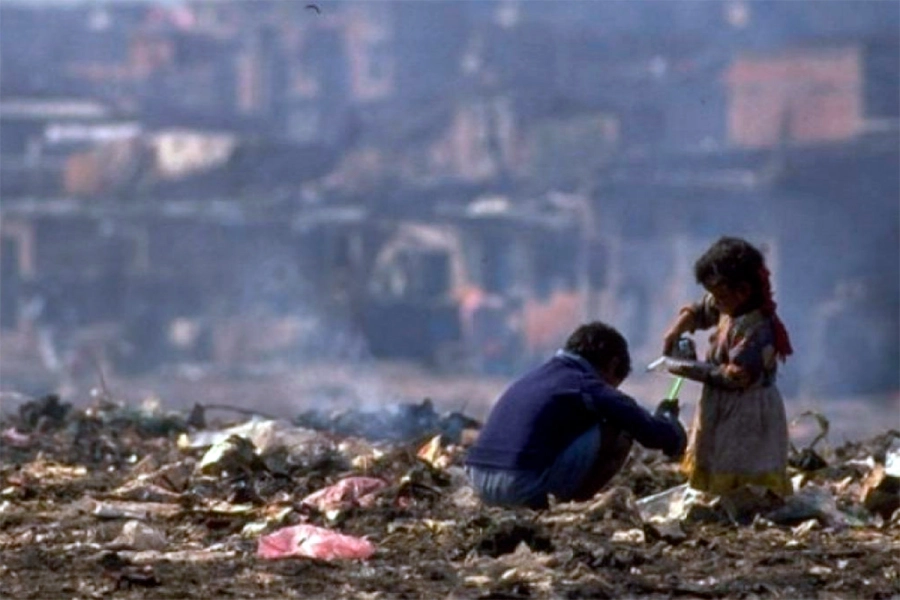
[679, 294, 792, 497]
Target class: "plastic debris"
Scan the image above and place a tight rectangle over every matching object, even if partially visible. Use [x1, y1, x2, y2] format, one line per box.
[181, 419, 322, 456]
[417, 434, 450, 468]
[257, 524, 375, 561]
[1, 427, 32, 449]
[789, 411, 831, 472]
[885, 442, 900, 477]
[120, 549, 237, 564]
[301, 476, 388, 515]
[636, 484, 690, 522]
[765, 485, 847, 528]
[11, 460, 88, 484]
[463, 542, 557, 594]
[791, 519, 821, 537]
[450, 486, 481, 510]
[0, 392, 895, 599]
[110, 520, 168, 551]
[611, 528, 645, 544]
[861, 464, 900, 519]
[82, 498, 181, 520]
[111, 481, 182, 503]
[197, 435, 267, 477]
[584, 486, 642, 524]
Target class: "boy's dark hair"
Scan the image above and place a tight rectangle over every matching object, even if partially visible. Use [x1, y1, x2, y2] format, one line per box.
[694, 236, 766, 306]
[564, 321, 631, 380]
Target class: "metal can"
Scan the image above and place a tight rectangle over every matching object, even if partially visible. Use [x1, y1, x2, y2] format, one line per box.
[674, 336, 697, 361]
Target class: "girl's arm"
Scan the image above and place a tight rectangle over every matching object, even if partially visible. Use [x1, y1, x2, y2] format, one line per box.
[666, 360, 750, 390]
[667, 320, 773, 390]
[663, 294, 719, 354]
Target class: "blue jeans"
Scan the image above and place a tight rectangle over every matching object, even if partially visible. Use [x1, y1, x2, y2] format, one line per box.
[466, 425, 603, 509]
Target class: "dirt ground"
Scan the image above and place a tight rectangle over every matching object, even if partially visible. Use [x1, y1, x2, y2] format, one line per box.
[1, 346, 899, 599]
[1, 390, 898, 600]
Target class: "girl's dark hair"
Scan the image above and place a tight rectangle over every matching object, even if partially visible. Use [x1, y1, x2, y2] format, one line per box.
[694, 236, 794, 360]
[694, 236, 766, 308]
[564, 321, 631, 380]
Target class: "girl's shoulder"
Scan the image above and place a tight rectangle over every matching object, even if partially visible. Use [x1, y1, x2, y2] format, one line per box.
[730, 309, 775, 342]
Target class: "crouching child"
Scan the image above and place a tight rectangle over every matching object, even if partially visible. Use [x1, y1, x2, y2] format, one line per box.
[465, 321, 686, 509]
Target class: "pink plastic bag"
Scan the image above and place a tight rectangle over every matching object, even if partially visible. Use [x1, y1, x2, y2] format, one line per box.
[257, 524, 375, 561]
[301, 477, 388, 512]
[1, 428, 31, 449]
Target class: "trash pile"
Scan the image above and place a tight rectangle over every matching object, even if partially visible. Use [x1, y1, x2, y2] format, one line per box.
[294, 398, 480, 444]
[1, 393, 898, 598]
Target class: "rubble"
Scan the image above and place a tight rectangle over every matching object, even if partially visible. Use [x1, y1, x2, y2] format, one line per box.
[1, 394, 898, 598]
[17, 393, 72, 431]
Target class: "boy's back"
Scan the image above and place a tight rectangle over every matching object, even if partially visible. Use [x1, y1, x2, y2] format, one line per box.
[465, 354, 600, 472]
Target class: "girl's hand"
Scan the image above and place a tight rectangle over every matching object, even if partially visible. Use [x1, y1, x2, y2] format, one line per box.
[663, 328, 682, 356]
[663, 307, 695, 355]
[665, 360, 690, 378]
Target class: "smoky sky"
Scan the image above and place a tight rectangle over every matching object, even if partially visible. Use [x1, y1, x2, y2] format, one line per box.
[0, 0, 897, 410]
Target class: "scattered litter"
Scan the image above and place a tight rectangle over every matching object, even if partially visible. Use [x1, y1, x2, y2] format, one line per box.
[12, 460, 88, 484]
[111, 481, 182, 503]
[766, 486, 847, 528]
[0, 394, 895, 598]
[861, 464, 900, 519]
[197, 435, 267, 477]
[791, 519, 820, 537]
[18, 393, 71, 431]
[636, 484, 690, 522]
[584, 486, 642, 524]
[1, 428, 32, 448]
[294, 399, 480, 444]
[449, 486, 480, 510]
[109, 520, 168, 551]
[241, 521, 270, 538]
[789, 411, 831, 472]
[301, 476, 388, 515]
[183, 419, 321, 453]
[476, 519, 552, 558]
[121, 549, 237, 564]
[644, 518, 687, 544]
[611, 528, 646, 544]
[463, 542, 556, 593]
[83, 498, 181, 520]
[257, 524, 375, 561]
[417, 435, 450, 468]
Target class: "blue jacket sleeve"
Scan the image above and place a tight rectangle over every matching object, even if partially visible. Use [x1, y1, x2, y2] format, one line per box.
[580, 377, 684, 456]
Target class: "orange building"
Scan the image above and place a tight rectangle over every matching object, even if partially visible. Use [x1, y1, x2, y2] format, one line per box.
[725, 45, 863, 148]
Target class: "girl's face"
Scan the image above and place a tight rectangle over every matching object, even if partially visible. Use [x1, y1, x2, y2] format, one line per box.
[704, 280, 752, 316]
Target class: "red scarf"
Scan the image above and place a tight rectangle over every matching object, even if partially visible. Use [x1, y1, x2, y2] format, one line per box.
[759, 265, 793, 361]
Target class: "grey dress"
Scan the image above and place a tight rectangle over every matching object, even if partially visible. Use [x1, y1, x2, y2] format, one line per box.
[679, 294, 791, 497]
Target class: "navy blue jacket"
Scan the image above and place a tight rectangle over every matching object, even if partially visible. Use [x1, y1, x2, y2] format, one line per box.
[466, 351, 683, 471]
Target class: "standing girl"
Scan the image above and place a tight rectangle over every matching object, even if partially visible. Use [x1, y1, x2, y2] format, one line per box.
[662, 236, 793, 497]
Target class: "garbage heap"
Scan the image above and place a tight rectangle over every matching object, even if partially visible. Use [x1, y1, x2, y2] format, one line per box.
[1, 394, 897, 598]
